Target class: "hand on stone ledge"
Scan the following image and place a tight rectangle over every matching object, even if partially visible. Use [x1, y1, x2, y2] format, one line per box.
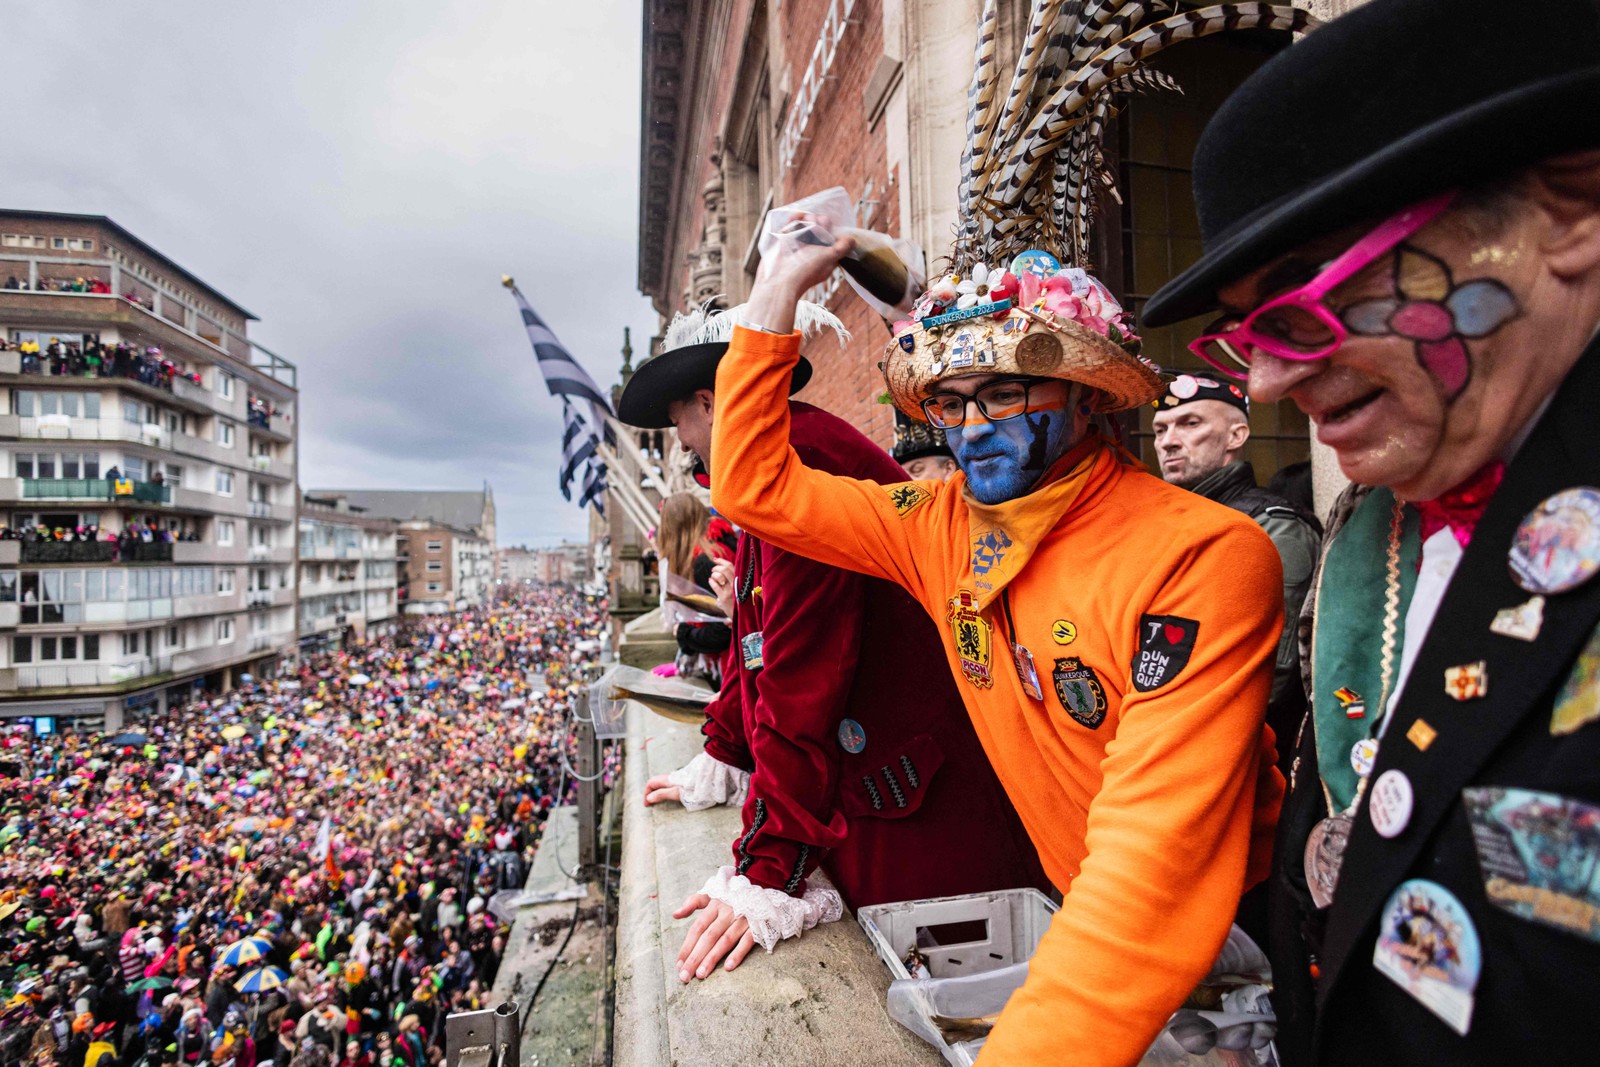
[674, 895, 756, 980]
[642, 774, 682, 806]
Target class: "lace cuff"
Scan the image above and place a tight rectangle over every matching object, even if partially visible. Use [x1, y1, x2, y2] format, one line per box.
[700, 865, 844, 952]
[666, 752, 750, 812]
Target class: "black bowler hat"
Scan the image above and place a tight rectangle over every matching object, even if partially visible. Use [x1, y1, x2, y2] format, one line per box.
[891, 411, 953, 465]
[616, 303, 845, 429]
[1142, 0, 1600, 327]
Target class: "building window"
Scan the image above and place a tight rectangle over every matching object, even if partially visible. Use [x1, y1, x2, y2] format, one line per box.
[218, 421, 235, 448]
[217, 521, 235, 546]
[426, 582, 442, 594]
[218, 373, 235, 400]
[11, 636, 30, 663]
[18, 391, 98, 418]
[426, 541, 443, 553]
[425, 561, 442, 572]
[216, 471, 234, 495]
[217, 619, 234, 643]
[52, 237, 67, 250]
[218, 569, 235, 594]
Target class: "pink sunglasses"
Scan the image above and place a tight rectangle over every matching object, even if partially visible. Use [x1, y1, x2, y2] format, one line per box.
[1188, 190, 1459, 380]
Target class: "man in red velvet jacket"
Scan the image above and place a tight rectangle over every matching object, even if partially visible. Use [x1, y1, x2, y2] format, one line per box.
[621, 303, 1047, 981]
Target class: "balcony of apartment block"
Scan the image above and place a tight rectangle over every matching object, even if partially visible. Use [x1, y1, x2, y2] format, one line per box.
[244, 587, 293, 610]
[0, 258, 259, 372]
[173, 591, 240, 618]
[16, 540, 174, 565]
[0, 351, 219, 418]
[172, 541, 250, 565]
[246, 499, 295, 523]
[5, 476, 172, 506]
[246, 409, 294, 443]
[169, 432, 239, 468]
[0, 542, 16, 566]
[299, 542, 357, 561]
[247, 631, 288, 654]
[0, 652, 198, 695]
[248, 452, 294, 482]
[3, 412, 172, 449]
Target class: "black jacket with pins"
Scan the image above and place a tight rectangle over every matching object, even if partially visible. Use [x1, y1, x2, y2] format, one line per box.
[1271, 339, 1600, 1066]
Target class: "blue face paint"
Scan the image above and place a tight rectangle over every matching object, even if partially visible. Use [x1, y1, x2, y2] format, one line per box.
[946, 400, 1077, 504]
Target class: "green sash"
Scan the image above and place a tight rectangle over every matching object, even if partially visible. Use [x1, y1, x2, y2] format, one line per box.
[1311, 487, 1420, 813]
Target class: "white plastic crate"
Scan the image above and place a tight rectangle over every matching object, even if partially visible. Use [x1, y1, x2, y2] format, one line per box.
[858, 888, 1058, 1067]
[858, 887, 1057, 980]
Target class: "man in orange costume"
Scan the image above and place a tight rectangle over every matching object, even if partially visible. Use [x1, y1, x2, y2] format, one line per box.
[708, 225, 1286, 1064]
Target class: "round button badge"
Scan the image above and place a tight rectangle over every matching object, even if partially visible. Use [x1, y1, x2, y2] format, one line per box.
[1350, 737, 1379, 778]
[1509, 487, 1600, 595]
[837, 718, 866, 754]
[1369, 769, 1415, 839]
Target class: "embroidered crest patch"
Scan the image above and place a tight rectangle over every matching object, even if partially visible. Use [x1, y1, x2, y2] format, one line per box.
[1052, 657, 1107, 729]
[886, 482, 934, 518]
[946, 590, 994, 689]
[1133, 614, 1199, 692]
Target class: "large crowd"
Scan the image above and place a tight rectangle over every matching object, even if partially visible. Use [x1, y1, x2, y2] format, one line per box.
[0, 586, 611, 1067]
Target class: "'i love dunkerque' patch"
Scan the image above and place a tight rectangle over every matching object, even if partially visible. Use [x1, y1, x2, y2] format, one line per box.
[1133, 615, 1198, 691]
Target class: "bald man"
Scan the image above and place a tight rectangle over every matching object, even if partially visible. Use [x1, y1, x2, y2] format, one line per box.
[1154, 375, 1320, 773]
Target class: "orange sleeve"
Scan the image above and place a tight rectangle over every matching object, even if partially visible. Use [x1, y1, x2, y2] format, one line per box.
[980, 518, 1284, 1067]
[711, 326, 944, 604]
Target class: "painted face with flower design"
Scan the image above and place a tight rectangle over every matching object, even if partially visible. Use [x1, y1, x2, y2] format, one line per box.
[1223, 185, 1600, 501]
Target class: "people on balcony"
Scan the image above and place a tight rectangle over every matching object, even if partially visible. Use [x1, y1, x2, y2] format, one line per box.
[4, 337, 195, 391]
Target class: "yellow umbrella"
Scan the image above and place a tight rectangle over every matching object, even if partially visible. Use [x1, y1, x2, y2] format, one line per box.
[221, 725, 247, 741]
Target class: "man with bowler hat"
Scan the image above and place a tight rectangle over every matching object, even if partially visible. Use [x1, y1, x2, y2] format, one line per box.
[1140, 0, 1600, 1061]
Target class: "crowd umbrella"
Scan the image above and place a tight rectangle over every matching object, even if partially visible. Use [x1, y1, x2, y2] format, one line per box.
[216, 936, 274, 969]
[233, 965, 289, 993]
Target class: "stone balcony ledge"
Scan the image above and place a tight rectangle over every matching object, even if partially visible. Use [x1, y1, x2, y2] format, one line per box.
[613, 700, 943, 1067]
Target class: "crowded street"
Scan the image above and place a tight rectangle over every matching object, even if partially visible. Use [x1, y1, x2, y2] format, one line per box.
[0, 586, 610, 1067]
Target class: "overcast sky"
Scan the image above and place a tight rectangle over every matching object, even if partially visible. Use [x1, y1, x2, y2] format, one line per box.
[2, 1, 658, 547]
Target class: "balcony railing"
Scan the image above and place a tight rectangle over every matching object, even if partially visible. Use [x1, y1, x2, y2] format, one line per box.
[23, 478, 172, 504]
[18, 540, 174, 563]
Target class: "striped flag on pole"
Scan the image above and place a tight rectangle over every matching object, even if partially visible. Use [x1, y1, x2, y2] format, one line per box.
[504, 277, 612, 512]
[559, 398, 608, 513]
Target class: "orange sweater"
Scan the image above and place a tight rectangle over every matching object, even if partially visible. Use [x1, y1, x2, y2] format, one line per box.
[712, 327, 1285, 1066]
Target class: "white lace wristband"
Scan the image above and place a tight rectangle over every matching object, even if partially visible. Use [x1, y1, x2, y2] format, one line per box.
[699, 865, 844, 952]
[665, 752, 750, 812]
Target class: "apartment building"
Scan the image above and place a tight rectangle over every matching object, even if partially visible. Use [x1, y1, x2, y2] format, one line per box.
[394, 521, 492, 615]
[297, 493, 400, 653]
[310, 489, 495, 616]
[0, 210, 299, 732]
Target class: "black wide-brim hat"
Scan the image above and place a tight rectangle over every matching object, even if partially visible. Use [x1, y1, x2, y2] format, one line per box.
[614, 341, 814, 429]
[1142, 0, 1600, 327]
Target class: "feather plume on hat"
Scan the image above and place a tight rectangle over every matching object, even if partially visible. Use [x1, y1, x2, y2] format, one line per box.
[884, 0, 1319, 418]
[663, 300, 850, 353]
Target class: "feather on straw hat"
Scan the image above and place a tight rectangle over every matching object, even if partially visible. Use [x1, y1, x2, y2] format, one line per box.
[882, 0, 1317, 419]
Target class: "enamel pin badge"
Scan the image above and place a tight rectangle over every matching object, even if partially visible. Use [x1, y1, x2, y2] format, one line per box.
[1489, 595, 1545, 642]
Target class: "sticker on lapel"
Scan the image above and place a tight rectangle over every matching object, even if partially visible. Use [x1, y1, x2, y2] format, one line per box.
[1370, 769, 1415, 838]
[1462, 786, 1600, 943]
[946, 591, 994, 690]
[1552, 623, 1600, 736]
[1509, 487, 1600, 595]
[837, 718, 867, 754]
[1489, 595, 1545, 642]
[1373, 879, 1481, 1036]
[1052, 657, 1107, 729]
[1444, 661, 1488, 702]
[1050, 619, 1077, 645]
[886, 482, 934, 518]
[897, 333, 915, 353]
[1133, 615, 1199, 692]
